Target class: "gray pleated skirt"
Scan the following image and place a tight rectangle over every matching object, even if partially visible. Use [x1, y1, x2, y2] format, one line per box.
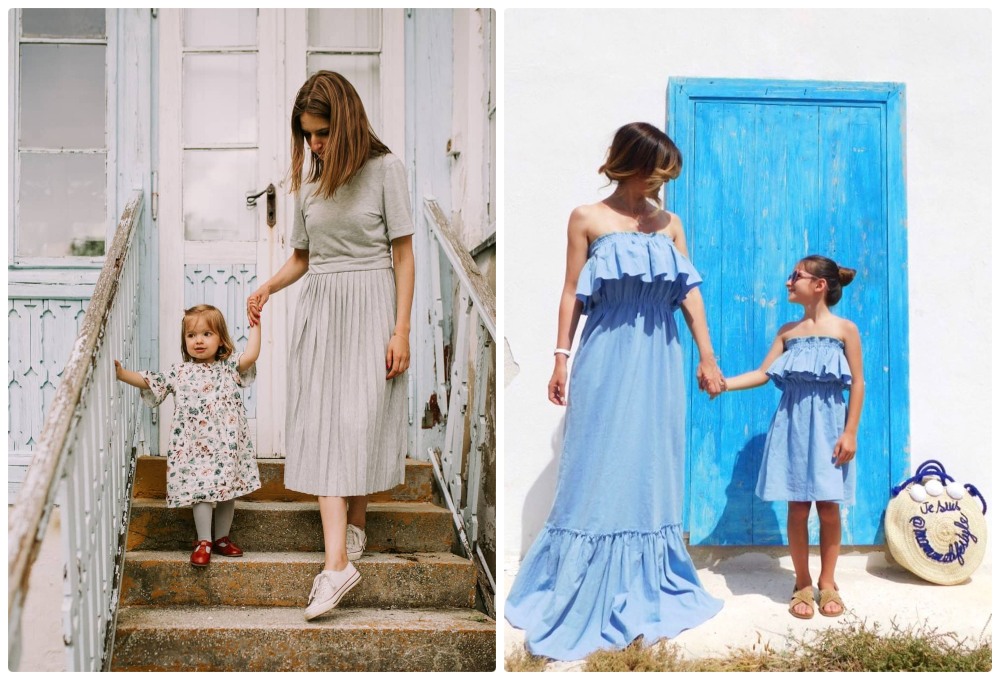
[284, 268, 407, 496]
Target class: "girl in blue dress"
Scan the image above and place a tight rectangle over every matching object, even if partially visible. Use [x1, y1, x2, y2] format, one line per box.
[505, 123, 726, 661]
[722, 255, 864, 619]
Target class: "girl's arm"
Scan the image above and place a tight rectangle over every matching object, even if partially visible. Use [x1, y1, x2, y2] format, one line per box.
[247, 248, 310, 326]
[671, 215, 723, 395]
[238, 318, 262, 373]
[548, 207, 590, 406]
[386, 235, 415, 379]
[724, 334, 785, 391]
[114, 360, 151, 390]
[834, 321, 864, 466]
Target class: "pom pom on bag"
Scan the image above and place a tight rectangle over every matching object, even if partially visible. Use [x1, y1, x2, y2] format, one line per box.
[886, 459, 988, 585]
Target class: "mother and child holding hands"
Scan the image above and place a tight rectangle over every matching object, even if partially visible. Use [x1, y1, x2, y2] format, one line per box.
[115, 70, 414, 622]
[506, 122, 865, 660]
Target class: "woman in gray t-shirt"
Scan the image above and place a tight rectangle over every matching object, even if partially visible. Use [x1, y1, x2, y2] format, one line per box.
[247, 71, 414, 621]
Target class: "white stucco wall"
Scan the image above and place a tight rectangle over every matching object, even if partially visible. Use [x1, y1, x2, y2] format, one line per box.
[503, 9, 992, 562]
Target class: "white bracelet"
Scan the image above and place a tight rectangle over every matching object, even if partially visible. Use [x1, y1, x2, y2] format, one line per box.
[554, 348, 571, 358]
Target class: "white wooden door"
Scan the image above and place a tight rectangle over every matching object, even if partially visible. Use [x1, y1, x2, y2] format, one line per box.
[157, 9, 404, 458]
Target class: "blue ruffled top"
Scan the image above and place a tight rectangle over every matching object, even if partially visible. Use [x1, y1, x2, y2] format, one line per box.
[766, 336, 852, 390]
[575, 232, 702, 312]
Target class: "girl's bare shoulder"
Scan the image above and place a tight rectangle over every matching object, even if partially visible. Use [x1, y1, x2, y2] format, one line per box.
[833, 315, 860, 340]
[776, 320, 804, 339]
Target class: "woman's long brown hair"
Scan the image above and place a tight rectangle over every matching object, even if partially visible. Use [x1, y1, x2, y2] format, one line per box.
[290, 71, 390, 198]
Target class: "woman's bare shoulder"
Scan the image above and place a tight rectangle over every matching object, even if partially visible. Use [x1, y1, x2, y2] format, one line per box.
[567, 202, 607, 237]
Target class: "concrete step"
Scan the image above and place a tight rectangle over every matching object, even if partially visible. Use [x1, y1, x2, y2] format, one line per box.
[111, 605, 496, 672]
[126, 499, 456, 554]
[132, 456, 435, 503]
[121, 551, 476, 609]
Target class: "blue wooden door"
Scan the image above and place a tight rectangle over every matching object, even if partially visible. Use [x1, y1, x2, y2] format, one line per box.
[668, 79, 908, 546]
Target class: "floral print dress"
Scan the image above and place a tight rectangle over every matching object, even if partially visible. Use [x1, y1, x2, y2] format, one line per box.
[140, 354, 261, 508]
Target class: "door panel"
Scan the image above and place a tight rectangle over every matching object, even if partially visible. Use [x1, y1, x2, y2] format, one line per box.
[669, 79, 907, 546]
[158, 9, 405, 458]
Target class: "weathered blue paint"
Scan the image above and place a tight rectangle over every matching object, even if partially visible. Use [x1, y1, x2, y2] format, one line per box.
[668, 78, 908, 546]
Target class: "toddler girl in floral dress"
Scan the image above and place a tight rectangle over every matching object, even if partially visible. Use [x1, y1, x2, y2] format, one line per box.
[115, 304, 262, 567]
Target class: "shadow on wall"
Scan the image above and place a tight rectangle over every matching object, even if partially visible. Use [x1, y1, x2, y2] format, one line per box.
[697, 434, 782, 547]
[518, 413, 565, 558]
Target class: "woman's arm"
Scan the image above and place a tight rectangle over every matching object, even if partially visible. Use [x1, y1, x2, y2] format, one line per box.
[115, 360, 151, 390]
[247, 248, 310, 326]
[670, 215, 724, 395]
[386, 235, 415, 379]
[834, 321, 864, 466]
[548, 207, 590, 406]
[679, 288, 725, 394]
[238, 318, 262, 373]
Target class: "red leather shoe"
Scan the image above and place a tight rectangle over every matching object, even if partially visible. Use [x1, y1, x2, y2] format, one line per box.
[191, 540, 212, 567]
[212, 536, 244, 557]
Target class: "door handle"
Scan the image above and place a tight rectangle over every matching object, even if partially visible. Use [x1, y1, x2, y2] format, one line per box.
[247, 184, 276, 227]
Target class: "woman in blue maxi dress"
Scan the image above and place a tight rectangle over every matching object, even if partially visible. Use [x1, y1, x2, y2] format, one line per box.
[506, 123, 725, 661]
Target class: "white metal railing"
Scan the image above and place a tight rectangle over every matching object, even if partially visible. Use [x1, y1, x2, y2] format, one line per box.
[422, 199, 496, 615]
[8, 191, 146, 671]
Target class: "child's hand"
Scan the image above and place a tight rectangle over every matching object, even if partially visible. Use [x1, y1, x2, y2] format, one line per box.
[708, 376, 727, 400]
[246, 287, 269, 327]
[114, 359, 125, 379]
[698, 360, 726, 397]
[833, 432, 857, 467]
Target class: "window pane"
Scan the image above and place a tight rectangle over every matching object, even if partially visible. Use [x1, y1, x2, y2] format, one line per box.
[308, 9, 380, 49]
[20, 44, 106, 149]
[184, 150, 257, 241]
[184, 9, 256, 48]
[183, 54, 257, 147]
[22, 9, 105, 39]
[18, 153, 107, 258]
[307, 54, 380, 130]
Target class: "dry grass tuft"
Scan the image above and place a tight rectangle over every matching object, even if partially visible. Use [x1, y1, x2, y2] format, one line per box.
[505, 617, 993, 672]
[504, 646, 549, 672]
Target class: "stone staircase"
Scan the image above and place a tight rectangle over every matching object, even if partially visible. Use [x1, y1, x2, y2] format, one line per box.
[111, 456, 495, 671]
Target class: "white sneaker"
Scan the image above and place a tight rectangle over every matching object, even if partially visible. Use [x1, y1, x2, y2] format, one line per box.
[346, 524, 367, 561]
[304, 564, 361, 621]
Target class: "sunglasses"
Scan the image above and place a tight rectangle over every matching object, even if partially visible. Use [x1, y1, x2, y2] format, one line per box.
[787, 270, 821, 285]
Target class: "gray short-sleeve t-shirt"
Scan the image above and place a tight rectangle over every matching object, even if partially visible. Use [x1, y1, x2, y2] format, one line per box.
[290, 153, 413, 273]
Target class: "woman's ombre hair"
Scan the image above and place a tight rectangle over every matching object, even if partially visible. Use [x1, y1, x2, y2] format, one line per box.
[180, 304, 235, 362]
[599, 122, 682, 203]
[290, 70, 390, 198]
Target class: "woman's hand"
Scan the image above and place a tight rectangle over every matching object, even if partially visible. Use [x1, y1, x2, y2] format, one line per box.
[833, 431, 857, 467]
[386, 332, 410, 379]
[697, 357, 726, 397]
[548, 360, 568, 406]
[247, 285, 270, 327]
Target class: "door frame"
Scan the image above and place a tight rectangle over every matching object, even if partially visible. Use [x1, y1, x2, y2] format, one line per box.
[667, 77, 909, 544]
[156, 9, 406, 457]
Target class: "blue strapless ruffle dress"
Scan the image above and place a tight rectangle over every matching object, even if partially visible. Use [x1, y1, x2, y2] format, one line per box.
[755, 336, 855, 504]
[505, 232, 724, 661]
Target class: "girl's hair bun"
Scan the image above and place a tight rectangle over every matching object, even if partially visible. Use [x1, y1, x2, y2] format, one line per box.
[839, 267, 857, 287]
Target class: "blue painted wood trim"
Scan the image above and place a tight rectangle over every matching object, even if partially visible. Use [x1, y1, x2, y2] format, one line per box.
[884, 85, 909, 532]
[671, 77, 902, 102]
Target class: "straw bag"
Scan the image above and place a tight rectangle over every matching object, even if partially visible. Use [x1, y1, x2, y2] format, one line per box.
[885, 459, 988, 585]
